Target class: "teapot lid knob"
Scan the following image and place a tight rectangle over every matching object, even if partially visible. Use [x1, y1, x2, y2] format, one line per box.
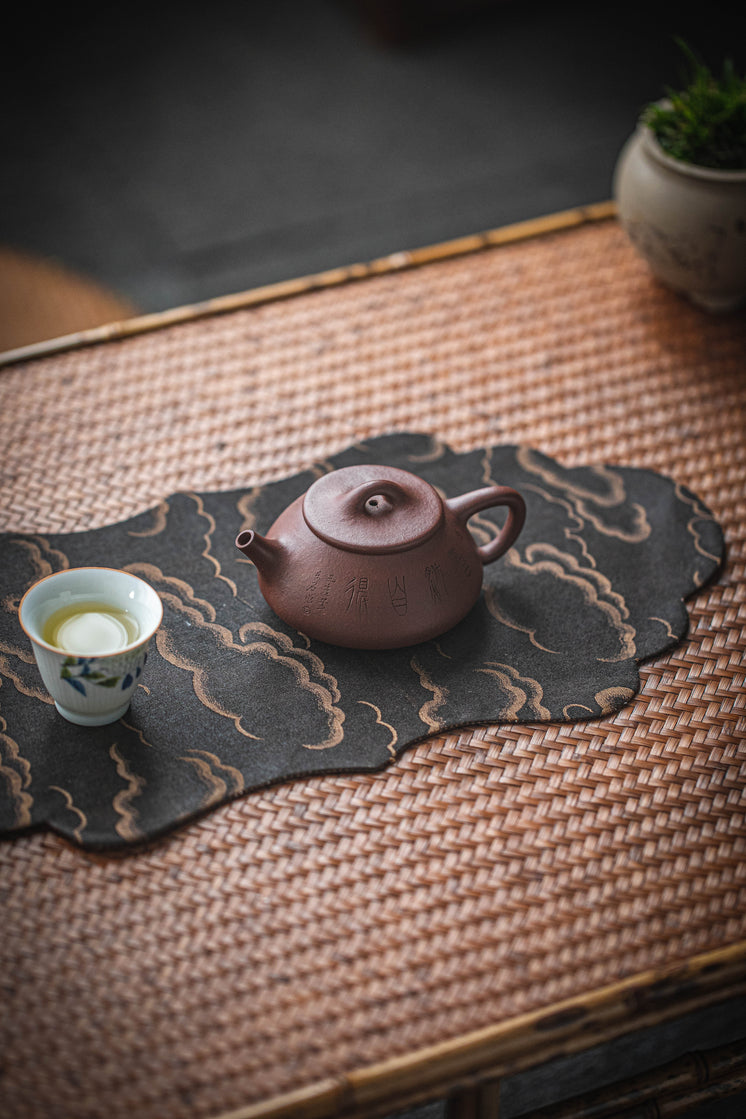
[303, 464, 443, 554]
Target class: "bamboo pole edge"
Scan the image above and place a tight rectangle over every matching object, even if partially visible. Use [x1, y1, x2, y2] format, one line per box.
[213, 940, 746, 1119]
[0, 202, 617, 369]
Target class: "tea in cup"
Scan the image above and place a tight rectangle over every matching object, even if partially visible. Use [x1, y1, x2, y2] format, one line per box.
[19, 567, 163, 726]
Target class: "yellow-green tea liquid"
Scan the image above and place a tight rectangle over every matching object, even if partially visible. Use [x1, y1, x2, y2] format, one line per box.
[42, 600, 140, 655]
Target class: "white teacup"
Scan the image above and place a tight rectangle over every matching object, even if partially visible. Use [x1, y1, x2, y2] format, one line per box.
[19, 567, 163, 726]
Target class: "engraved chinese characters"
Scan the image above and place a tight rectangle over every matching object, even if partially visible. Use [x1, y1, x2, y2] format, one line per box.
[236, 464, 525, 648]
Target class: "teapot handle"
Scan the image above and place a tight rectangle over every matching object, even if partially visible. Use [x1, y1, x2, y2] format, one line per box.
[447, 486, 526, 565]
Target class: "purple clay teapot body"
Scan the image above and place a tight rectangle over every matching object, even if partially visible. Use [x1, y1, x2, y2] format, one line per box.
[235, 464, 525, 649]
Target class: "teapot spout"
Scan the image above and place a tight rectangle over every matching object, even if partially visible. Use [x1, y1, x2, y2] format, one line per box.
[235, 529, 283, 577]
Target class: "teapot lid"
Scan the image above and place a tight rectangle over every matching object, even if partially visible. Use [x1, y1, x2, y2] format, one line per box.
[303, 464, 443, 554]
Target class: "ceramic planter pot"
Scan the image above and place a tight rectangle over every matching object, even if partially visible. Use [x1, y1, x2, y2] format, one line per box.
[613, 115, 746, 312]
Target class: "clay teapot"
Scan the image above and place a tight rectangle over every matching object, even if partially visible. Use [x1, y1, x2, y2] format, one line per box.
[235, 464, 525, 649]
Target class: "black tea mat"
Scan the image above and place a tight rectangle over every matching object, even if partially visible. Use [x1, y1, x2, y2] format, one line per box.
[0, 434, 724, 849]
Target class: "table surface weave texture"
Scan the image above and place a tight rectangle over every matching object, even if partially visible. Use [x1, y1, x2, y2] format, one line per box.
[1, 218, 745, 1119]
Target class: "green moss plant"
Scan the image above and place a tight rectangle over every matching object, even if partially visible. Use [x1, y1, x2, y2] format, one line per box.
[642, 40, 746, 170]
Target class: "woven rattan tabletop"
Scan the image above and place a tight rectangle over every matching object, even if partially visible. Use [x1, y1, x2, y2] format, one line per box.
[1, 205, 745, 1119]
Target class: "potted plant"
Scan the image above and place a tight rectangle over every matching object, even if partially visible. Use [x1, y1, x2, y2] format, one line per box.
[613, 41, 746, 312]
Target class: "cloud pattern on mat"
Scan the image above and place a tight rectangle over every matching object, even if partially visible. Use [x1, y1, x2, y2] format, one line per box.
[0, 433, 724, 849]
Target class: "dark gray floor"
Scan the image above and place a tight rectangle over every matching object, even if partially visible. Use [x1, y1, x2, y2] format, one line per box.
[4, 3, 745, 1116]
[385, 995, 746, 1118]
[2, 1, 744, 314]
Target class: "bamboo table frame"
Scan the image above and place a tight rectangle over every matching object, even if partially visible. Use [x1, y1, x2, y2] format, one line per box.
[1, 203, 745, 1119]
